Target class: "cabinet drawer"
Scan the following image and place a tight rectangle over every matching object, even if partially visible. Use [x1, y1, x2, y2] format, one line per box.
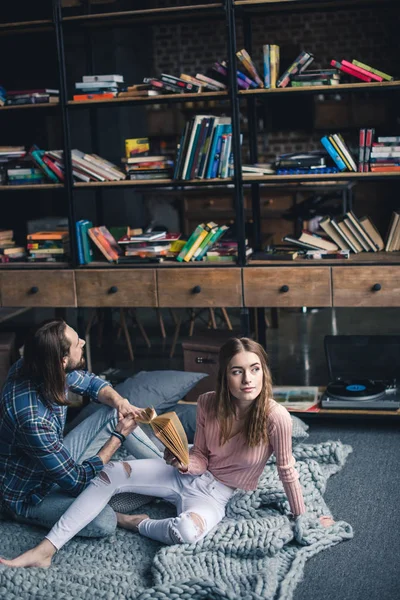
[185, 196, 238, 215]
[76, 270, 157, 307]
[158, 268, 242, 307]
[333, 267, 400, 307]
[243, 267, 332, 307]
[1, 271, 76, 307]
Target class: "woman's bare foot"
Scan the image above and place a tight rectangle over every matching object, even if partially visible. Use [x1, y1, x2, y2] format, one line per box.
[116, 512, 149, 533]
[0, 539, 56, 568]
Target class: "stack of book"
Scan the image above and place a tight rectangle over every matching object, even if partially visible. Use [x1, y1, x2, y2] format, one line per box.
[117, 83, 162, 99]
[26, 230, 69, 263]
[122, 137, 173, 180]
[277, 50, 315, 88]
[46, 149, 125, 182]
[174, 116, 233, 180]
[7, 166, 44, 186]
[205, 238, 253, 262]
[284, 211, 385, 256]
[118, 231, 181, 261]
[0, 230, 25, 263]
[331, 59, 393, 83]
[274, 151, 335, 175]
[73, 74, 124, 101]
[5, 88, 59, 106]
[369, 136, 400, 173]
[290, 69, 340, 87]
[144, 74, 203, 94]
[177, 222, 225, 262]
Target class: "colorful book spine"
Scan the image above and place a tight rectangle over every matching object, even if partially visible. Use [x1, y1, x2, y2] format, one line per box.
[76, 220, 86, 265]
[330, 60, 371, 82]
[270, 45, 280, 88]
[263, 44, 271, 88]
[352, 60, 393, 81]
[364, 128, 375, 172]
[183, 223, 213, 262]
[176, 224, 205, 262]
[236, 49, 264, 88]
[277, 51, 313, 88]
[358, 129, 366, 173]
[195, 225, 229, 261]
[341, 60, 383, 82]
[320, 136, 347, 171]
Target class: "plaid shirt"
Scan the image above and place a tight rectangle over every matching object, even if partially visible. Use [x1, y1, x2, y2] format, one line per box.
[0, 359, 111, 516]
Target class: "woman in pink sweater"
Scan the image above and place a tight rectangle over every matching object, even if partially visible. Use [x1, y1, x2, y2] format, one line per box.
[1, 337, 333, 568]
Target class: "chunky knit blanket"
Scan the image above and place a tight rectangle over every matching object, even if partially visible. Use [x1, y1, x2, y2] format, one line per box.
[0, 440, 353, 600]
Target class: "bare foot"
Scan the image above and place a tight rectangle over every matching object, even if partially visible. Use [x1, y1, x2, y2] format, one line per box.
[0, 539, 56, 568]
[116, 512, 149, 533]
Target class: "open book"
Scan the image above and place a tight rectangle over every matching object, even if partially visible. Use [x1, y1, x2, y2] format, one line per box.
[136, 408, 190, 468]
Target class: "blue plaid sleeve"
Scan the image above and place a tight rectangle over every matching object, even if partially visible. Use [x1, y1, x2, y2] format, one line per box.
[66, 370, 111, 403]
[17, 416, 104, 495]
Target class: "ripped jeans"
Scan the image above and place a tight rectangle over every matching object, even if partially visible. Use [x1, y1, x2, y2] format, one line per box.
[46, 458, 234, 549]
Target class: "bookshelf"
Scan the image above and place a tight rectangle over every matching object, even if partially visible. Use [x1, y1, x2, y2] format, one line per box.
[0, 1, 399, 351]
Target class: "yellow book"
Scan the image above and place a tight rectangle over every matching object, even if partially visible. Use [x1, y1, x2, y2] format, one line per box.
[184, 222, 214, 262]
[137, 407, 189, 468]
[125, 138, 150, 158]
[270, 45, 280, 88]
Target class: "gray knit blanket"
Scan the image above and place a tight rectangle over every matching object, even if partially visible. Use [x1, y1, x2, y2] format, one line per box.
[0, 440, 353, 600]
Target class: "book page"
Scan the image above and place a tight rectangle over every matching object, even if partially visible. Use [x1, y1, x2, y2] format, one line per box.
[136, 408, 190, 467]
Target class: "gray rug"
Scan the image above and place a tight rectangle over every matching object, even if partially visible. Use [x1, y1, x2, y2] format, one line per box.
[0, 441, 353, 600]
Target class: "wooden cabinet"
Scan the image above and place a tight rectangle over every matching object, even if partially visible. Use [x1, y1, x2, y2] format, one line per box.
[1, 271, 76, 307]
[75, 270, 157, 307]
[243, 267, 332, 307]
[332, 267, 400, 307]
[157, 268, 242, 307]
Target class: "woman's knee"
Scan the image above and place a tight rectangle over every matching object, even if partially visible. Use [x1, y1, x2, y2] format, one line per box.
[168, 512, 206, 544]
[92, 460, 131, 489]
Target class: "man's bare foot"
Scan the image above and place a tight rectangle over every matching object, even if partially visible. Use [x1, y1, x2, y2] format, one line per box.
[0, 539, 56, 568]
[116, 512, 149, 533]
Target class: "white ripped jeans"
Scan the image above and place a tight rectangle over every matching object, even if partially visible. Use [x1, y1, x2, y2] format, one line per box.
[46, 458, 235, 549]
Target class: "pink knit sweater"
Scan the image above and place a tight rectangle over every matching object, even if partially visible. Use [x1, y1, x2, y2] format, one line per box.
[186, 391, 306, 516]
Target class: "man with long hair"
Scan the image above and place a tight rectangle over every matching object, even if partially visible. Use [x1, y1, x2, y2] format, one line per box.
[0, 319, 161, 538]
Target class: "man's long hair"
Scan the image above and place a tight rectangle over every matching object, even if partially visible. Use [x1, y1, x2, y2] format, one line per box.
[213, 337, 272, 447]
[21, 319, 71, 406]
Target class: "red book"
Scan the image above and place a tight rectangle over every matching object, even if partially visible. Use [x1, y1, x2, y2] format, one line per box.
[358, 129, 366, 173]
[330, 60, 372, 83]
[341, 60, 383, 82]
[364, 128, 375, 172]
[42, 154, 64, 182]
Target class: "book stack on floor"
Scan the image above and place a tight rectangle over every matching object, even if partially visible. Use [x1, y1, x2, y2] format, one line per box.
[174, 116, 233, 180]
[0, 230, 25, 263]
[46, 149, 125, 182]
[282, 211, 386, 258]
[369, 136, 400, 173]
[4, 88, 59, 106]
[73, 74, 125, 101]
[26, 230, 69, 263]
[118, 231, 181, 262]
[330, 59, 393, 83]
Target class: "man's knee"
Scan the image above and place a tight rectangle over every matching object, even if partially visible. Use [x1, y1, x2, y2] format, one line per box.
[168, 512, 206, 544]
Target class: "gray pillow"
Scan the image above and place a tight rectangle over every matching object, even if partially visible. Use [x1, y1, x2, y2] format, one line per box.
[114, 370, 208, 414]
[291, 414, 309, 442]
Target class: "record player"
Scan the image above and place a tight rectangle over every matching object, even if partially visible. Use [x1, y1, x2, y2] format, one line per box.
[320, 335, 400, 410]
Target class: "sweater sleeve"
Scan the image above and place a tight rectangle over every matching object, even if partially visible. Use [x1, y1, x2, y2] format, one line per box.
[185, 395, 209, 476]
[268, 408, 306, 516]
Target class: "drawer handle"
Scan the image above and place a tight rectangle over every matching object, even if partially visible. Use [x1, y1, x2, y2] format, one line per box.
[280, 285, 289, 293]
[372, 283, 382, 292]
[195, 357, 216, 364]
[29, 286, 39, 295]
[108, 286, 118, 294]
[192, 285, 202, 294]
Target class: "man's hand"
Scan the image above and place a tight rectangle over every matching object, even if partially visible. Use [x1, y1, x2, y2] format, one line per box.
[115, 414, 138, 438]
[116, 398, 142, 422]
[163, 448, 188, 473]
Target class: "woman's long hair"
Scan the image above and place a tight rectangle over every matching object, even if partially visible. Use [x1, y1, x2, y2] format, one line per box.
[214, 337, 272, 447]
[21, 319, 71, 406]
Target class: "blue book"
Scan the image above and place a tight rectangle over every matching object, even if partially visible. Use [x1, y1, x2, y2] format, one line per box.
[320, 136, 347, 171]
[75, 220, 85, 265]
[263, 44, 271, 88]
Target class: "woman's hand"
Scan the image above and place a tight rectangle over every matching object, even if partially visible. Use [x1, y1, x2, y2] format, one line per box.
[319, 515, 335, 527]
[115, 414, 137, 438]
[163, 448, 188, 473]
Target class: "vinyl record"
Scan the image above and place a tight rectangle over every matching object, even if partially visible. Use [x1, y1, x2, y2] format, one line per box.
[326, 379, 386, 401]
